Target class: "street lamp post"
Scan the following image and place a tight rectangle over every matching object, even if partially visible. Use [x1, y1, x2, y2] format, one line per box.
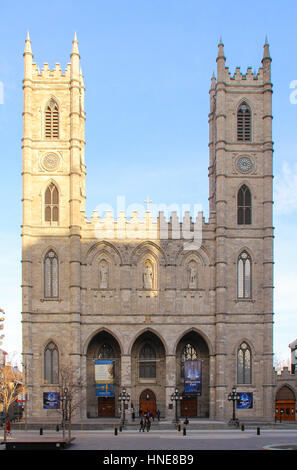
[170, 387, 183, 424]
[228, 387, 241, 426]
[118, 387, 130, 426]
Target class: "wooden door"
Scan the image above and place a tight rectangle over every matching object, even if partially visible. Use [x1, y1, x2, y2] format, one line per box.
[275, 386, 296, 421]
[181, 396, 197, 417]
[98, 397, 115, 417]
[139, 389, 156, 417]
[275, 400, 295, 421]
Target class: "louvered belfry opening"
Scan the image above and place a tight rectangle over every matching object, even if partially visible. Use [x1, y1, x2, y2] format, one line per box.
[45, 183, 59, 222]
[237, 184, 252, 225]
[237, 102, 251, 141]
[45, 99, 59, 139]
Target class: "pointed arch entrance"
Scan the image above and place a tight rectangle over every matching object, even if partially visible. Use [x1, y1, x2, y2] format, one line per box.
[86, 330, 121, 418]
[131, 330, 166, 417]
[176, 330, 210, 418]
[139, 389, 156, 417]
[275, 385, 296, 422]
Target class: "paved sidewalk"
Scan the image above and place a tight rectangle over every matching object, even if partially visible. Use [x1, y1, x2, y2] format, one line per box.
[2, 426, 297, 451]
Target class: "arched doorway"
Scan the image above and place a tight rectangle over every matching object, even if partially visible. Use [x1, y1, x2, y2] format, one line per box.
[275, 386, 296, 422]
[86, 331, 121, 418]
[176, 331, 210, 418]
[139, 389, 156, 417]
[131, 330, 166, 417]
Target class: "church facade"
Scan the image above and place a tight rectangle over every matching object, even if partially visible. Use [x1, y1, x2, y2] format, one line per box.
[22, 34, 275, 422]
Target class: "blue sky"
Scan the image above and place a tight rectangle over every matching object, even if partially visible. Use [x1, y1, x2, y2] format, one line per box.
[0, 0, 296, 365]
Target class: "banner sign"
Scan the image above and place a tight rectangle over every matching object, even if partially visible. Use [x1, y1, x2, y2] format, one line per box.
[237, 392, 253, 409]
[94, 360, 114, 397]
[95, 383, 114, 397]
[43, 392, 60, 409]
[184, 360, 202, 396]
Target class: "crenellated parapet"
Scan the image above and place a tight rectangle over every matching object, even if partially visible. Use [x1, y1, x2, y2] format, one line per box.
[31, 62, 71, 80]
[81, 210, 209, 246]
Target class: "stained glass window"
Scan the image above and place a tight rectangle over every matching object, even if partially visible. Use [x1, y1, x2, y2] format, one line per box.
[44, 342, 59, 383]
[45, 183, 59, 222]
[237, 251, 251, 299]
[237, 185, 252, 225]
[44, 250, 59, 298]
[237, 342, 251, 384]
[181, 343, 198, 378]
[139, 343, 156, 378]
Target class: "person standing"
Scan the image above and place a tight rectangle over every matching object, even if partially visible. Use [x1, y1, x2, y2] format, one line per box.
[131, 404, 135, 422]
[156, 409, 160, 421]
[139, 417, 145, 432]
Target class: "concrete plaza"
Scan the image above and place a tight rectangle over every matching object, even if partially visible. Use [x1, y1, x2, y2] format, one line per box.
[1, 421, 297, 451]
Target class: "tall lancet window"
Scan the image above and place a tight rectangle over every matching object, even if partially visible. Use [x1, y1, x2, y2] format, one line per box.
[45, 183, 59, 222]
[139, 343, 156, 378]
[237, 251, 252, 299]
[237, 342, 252, 384]
[44, 250, 59, 298]
[237, 185, 252, 225]
[44, 341, 59, 383]
[237, 102, 251, 141]
[45, 99, 59, 139]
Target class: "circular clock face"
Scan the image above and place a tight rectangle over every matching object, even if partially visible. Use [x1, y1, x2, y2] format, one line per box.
[42, 153, 59, 171]
[237, 157, 253, 173]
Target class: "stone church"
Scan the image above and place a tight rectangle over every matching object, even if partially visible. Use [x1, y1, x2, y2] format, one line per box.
[22, 33, 275, 423]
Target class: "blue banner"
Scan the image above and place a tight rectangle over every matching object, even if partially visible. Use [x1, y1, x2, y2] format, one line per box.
[95, 383, 114, 397]
[94, 360, 114, 397]
[184, 360, 202, 396]
[43, 392, 60, 409]
[237, 392, 253, 409]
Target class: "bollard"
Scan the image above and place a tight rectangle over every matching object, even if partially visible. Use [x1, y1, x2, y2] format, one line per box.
[40, 427, 43, 435]
[119, 425, 122, 432]
[114, 426, 118, 436]
[177, 424, 181, 432]
[56, 425, 59, 432]
[241, 424, 245, 432]
[257, 427, 260, 435]
[183, 427, 186, 436]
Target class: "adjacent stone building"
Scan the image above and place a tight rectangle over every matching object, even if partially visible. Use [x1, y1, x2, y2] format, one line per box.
[22, 33, 275, 423]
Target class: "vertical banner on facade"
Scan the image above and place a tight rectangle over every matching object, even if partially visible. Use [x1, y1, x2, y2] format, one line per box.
[94, 360, 114, 397]
[237, 392, 253, 409]
[43, 392, 60, 409]
[184, 360, 202, 396]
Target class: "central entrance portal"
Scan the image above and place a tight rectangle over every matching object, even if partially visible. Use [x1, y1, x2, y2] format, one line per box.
[139, 389, 156, 417]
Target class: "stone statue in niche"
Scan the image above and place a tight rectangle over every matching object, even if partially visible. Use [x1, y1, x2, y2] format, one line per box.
[188, 262, 197, 289]
[99, 261, 109, 289]
[143, 261, 153, 289]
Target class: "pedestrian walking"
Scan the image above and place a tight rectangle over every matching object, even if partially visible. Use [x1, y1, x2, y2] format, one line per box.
[156, 409, 160, 421]
[139, 417, 145, 432]
[131, 404, 135, 422]
[145, 415, 151, 432]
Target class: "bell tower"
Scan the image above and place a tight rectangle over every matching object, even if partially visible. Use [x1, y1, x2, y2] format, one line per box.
[208, 39, 274, 420]
[22, 32, 86, 230]
[22, 33, 86, 417]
